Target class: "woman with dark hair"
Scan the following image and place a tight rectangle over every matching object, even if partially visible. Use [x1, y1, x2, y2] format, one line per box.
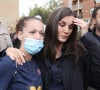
[4, 7, 90, 90]
[38, 7, 88, 90]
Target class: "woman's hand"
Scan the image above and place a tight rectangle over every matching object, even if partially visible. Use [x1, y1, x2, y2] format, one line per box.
[73, 18, 89, 36]
[6, 47, 25, 65]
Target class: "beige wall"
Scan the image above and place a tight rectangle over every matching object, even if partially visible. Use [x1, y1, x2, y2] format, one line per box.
[0, 0, 19, 32]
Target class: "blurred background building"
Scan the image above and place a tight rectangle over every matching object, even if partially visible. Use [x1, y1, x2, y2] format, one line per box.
[0, 0, 19, 33]
[0, 0, 100, 33]
[62, 0, 100, 22]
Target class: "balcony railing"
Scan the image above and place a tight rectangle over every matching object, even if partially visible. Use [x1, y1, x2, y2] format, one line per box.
[72, 3, 83, 10]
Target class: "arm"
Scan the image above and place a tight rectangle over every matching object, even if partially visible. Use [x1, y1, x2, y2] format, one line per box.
[73, 18, 88, 37]
[73, 18, 100, 59]
[83, 52, 100, 89]
[0, 56, 16, 90]
[80, 32, 100, 59]
[82, 52, 90, 89]
[0, 47, 25, 64]
[6, 47, 25, 65]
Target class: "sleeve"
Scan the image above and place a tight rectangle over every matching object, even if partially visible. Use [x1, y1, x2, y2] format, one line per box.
[82, 52, 100, 89]
[80, 32, 100, 59]
[0, 56, 16, 90]
[81, 51, 91, 89]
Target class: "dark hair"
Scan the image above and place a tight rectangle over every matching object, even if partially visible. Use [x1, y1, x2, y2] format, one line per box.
[15, 16, 43, 48]
[43, 7, 85, 63]
[92, 6, 100, 19]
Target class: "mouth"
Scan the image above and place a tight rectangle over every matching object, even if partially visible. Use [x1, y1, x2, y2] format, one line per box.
[61, 35, 68, 39]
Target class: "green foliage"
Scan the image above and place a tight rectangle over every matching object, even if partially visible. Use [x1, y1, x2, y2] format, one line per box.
[28, 0, 63, 24]
[29, 4, 50, 24]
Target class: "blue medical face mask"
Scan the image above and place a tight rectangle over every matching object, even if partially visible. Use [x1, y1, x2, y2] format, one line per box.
[24, 38, 44, 55]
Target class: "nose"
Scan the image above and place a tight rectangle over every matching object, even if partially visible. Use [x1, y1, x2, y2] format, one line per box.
[34, 32, 41, 40]
[63, 25, 69, 33]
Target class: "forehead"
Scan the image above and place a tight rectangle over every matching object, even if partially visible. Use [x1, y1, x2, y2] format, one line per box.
[22, 19, 44, 33]
[24, 19, 43, 30]
[25, 19, 43, 27]
[60, 16, 74, 24]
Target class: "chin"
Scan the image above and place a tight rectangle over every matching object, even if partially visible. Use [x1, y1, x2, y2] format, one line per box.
[59, 39, 67, 43]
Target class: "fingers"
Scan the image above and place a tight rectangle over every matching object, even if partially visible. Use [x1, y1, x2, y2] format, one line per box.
[12, 48, 25, 65]
[16, 50, 25, 64]
[7, 52, 22, 65]
[73, 18, 88, 29]
[73, 18, 88, 36]
[8, 54, 15, 60]
[6, 47, 25, 65]
[73, 18, 86, 27]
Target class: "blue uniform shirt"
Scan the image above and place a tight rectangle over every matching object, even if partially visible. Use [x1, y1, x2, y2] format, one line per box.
[0, 56, 43, 90]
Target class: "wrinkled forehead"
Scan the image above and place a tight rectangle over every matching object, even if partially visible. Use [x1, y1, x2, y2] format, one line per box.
[25, 19, 44, 31]
[27, 19, 43, 25]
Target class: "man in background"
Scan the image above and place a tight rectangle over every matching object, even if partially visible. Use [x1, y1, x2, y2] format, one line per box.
[0, 20, 12, 57]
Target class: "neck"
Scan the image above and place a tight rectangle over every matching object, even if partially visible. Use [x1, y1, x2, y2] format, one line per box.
[55, 43, 63, 58]
[19, 48, 32, 61]
[95, 29, 100, 36]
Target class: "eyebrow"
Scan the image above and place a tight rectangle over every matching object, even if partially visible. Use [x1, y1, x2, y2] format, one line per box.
[59, 20, 74, 25]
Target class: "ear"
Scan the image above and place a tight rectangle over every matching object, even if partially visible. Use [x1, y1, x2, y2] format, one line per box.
[17, 31, 23, 40]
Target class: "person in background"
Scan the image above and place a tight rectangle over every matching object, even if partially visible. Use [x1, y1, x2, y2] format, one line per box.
[10, 32, 20, 48]
[88, 18, 95, 32]
[0, 20, 13, 57]
[80, 6, 100, 90]
[0, 16, 44, 90]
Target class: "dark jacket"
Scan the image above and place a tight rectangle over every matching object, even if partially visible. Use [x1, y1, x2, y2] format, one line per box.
[81, 32, 100, 89]
[80, 32, 100, 59]
[35, 52, 90, 90]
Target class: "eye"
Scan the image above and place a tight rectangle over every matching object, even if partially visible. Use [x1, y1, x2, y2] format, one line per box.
[39, 31, 45, 36]
[39, 30, 45, 36]
[59, 22, 65, 27]
[68, 24, 74, 29]
[29, 31, 35, 33]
